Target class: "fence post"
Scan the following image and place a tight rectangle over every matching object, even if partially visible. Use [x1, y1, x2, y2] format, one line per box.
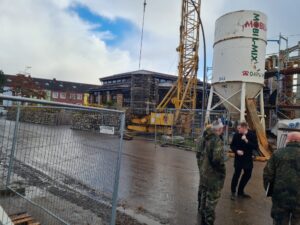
[171, 109, 174, 144]
[110, 112, 125, 225]
[154, 108, 157, 150]
[6, 103, 21, 187]
[225, 111, 230, 146]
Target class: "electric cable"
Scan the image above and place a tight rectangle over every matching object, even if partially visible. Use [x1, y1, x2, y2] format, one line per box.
[190, 0, 207, 132]
[138, 0, 147, 70]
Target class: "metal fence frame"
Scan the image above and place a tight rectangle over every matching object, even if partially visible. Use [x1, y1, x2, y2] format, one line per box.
[126, 107, 235, 152]
[151, 108, 230, 151]
[0, 94, 125, 225]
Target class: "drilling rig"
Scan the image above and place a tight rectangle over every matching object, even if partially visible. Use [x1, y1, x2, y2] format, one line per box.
[128, 0, 201, 133]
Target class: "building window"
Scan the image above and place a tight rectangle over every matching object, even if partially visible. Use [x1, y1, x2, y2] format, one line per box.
[60, 92, 66, 99]
[70, 93, 76, 100]
[77, 94, 82, 100]
[113, 80, 116, 84]
[52, 92, 58, 99]
[108, 81, 112, 84]
[122, 79, 126, 83]
[117, 79, 121, 83]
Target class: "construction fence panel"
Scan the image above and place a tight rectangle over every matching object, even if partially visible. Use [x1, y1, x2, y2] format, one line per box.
[154, 109, 230, 151]
[126, 107, 157, 143]
[0, 97, 125, 225]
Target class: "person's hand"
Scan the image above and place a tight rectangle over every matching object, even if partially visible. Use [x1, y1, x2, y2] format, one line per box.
[237, 150, 244, 156]
[241, 135, 248, 143]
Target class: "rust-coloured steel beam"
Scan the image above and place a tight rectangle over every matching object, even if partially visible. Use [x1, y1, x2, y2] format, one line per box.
[265, 67, 300, 79]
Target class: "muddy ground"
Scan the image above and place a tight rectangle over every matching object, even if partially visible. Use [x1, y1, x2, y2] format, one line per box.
[0, 120, 273, 225]
[121, 139, 273, 225]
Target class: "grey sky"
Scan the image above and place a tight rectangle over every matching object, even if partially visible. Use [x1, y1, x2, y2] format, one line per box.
[0, 0, 299, 84]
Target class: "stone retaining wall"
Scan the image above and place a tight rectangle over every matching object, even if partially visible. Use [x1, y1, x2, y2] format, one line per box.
[71, 111, 121, 133]
[7, 107, 121, 133]
[7, 107, 71, 125]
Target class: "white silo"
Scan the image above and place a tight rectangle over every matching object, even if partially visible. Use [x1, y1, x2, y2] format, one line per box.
[206, 10, 267, 124]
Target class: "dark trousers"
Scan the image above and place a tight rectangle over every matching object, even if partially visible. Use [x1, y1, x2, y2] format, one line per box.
[273, 212, 300, 225]
[231, 166, 252, 194]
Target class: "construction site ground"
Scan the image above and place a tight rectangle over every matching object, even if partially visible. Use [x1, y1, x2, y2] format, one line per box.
[122, 139, 273, 225]
[1, 133, 273, 225]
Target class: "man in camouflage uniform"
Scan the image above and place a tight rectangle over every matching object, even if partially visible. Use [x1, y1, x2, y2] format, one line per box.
[263, 132, 300, 225]
[197, 124, 212, 210]
[197, 120, 226, 225]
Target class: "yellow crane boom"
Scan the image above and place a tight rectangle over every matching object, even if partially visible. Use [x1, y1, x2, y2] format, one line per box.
[157, 0, 200, 119]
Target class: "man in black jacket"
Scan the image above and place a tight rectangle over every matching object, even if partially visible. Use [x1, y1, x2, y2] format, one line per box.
[230, 122, 258, 199]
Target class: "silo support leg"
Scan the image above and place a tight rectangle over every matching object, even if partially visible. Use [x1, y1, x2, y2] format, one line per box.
[260, 88, 266, 130]
[205, 86, 214, 124]
[240, 82, 246, 122]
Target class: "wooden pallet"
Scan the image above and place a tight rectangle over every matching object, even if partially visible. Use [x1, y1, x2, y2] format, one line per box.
[246, 98, 272, 159]
[10, 212, 41, 225]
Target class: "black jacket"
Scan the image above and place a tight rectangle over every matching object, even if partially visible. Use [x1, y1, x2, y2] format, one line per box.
[230, 130, 258, 169]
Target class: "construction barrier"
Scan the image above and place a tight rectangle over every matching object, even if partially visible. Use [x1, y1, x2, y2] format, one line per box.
[153, 108, 229, 151]
[0, 95, 125, 225]
[126, 107, 233, 153]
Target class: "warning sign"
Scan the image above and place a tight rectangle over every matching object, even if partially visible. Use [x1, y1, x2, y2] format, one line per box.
[100, 126, 115, 135]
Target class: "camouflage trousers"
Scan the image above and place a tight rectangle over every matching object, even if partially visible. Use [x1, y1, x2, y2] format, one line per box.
[198, 186, 222, 225]
[272, 209, 300, 225]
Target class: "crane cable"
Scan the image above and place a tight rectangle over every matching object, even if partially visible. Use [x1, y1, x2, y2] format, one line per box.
[190, 0, 207, 134]
[138, 0, 147, 70]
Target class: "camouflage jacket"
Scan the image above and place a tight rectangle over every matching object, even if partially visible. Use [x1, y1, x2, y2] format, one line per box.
[199, 130, 226, 190]
[196, 128, 211, 166]
[263, 142, 300, 210]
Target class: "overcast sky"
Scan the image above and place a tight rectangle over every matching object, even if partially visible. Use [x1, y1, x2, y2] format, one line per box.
[0, 0, 299, 84]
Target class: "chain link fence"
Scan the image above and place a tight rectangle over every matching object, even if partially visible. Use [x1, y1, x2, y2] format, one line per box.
[126, 107, 231, 152]
[0, 95, 126, 225]
[153, 109, 229, 150]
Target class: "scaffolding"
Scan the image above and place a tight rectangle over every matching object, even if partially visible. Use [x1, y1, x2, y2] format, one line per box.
[265, 40, 300, 127]
[130, 73, 158, 116]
